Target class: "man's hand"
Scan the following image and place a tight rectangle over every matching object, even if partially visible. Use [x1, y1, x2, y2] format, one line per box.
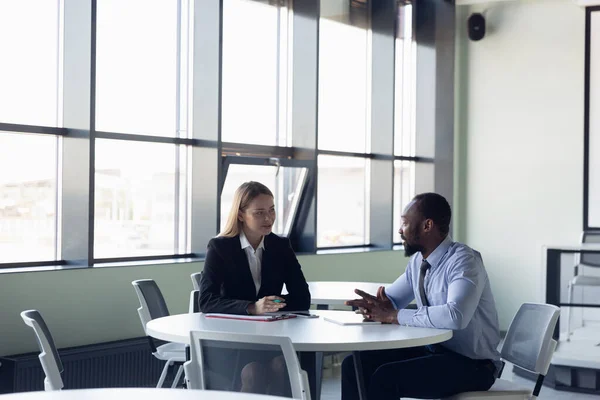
[345, 287, 398, 324]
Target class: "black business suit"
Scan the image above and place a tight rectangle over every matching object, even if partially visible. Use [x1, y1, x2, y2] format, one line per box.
[199, 233, 311, 314]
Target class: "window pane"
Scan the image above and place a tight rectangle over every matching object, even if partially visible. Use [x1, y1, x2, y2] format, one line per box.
[394, 3, 416, 157]
[0, 1, 60, 126]
[96, 0, 178, 136]
[588, 12, 600, 227]
[222, 0, 289, 146]
[393, 161, 415, 243]
[0, 132, 57, 262]
[220, 164, 307, 236]
[317, 155, 368, 247]
[95, 139, 178, 258]
[318, 0, 369, 153]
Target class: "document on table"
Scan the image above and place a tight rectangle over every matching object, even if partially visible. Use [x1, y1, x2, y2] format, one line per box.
[204, 313, 297, 322]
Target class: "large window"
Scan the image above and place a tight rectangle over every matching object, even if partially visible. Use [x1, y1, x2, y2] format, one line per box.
[94, 140, 187, 258]
[96, 0, 179, 137]
[0, 1, 61, 127]
[0, 133, 59, 263]
[586, 8, 600, 230]
[0, 0, 445, 268]
[317, 156, 368, 247]
[221, 0, 290, 146]
[318, 0, 369, 153]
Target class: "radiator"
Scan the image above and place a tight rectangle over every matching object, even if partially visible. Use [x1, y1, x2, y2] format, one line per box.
[0, 337, 178, 393]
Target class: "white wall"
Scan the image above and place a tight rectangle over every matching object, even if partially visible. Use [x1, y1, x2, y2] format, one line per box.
[455, 0, 585, 330]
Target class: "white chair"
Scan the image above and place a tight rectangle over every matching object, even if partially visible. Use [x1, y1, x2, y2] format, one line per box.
[445, 303, 560, 400]
[132, 279, 186, 388]
[184, 330, 311, 400]
[189, 289, 200, 314]
[565, 232, 600, 341]
[20, 310, 64, 391]
[191, 272, 203, 291]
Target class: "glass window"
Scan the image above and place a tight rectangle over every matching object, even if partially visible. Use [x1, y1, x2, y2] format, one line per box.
[94, 139, 180, 258]
[588, 12, 600, 228]
[317, 155, 368, 247]
[318, 0, 369, 153]
[393, 161, 415, 244]
[95, 0, 178, 136]
[0, 132, 58, 262]
[220, 163, 307, 236]
[0, 1, 60, 126]
[394, 3, 416, 157]
[221, 0, 290, 146]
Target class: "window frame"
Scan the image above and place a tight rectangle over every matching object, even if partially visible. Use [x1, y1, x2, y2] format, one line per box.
[0, 0, 455, 270]
[583, 6, 600, 232]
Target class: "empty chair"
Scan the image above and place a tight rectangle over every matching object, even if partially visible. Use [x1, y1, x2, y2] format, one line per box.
[565, 231, 600, 341]
[444, 303, 560, 400]
[21, 310, 64, 391]
[184, 330, 310, 400]
[132, 279, 186, 388]
[189, 290, 200, 313]
[191, 272, 203, 291]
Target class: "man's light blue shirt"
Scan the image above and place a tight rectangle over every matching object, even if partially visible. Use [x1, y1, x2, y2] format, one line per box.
[386, 236, 501, 368]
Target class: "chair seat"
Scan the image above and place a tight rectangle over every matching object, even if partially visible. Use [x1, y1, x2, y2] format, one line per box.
[570, 274, 600, 286]
[154, 342, 187, 362]
[445, 379, 531, 399]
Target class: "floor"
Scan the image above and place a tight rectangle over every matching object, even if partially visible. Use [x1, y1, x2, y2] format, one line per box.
[319, 354, 600, 400]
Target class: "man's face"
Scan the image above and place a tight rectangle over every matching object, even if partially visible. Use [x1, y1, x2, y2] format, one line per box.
[398, 200, 425, 257]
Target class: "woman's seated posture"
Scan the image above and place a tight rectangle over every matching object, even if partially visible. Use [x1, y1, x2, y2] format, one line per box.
[199, 181, 311, 395]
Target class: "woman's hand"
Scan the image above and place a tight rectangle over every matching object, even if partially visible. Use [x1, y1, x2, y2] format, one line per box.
[247, 296, 286, 315]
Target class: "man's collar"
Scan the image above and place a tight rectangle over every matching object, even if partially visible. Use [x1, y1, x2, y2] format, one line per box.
[423, 235, 453, 269]
[240, 230, 265, 251]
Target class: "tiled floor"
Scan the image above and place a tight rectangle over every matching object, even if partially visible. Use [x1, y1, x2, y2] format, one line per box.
[319, 355, 599, 400]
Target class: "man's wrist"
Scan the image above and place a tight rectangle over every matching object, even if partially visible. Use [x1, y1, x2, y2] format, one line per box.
[247, 303, 256, 315]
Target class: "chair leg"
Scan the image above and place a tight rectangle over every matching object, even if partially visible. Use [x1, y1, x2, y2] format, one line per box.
[172, 365, 184, 389]
[566, 283, 574, 342]
[157, 360, 172, 388]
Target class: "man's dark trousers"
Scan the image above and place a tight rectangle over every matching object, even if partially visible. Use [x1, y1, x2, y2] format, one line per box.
[341, 346, 496, 400]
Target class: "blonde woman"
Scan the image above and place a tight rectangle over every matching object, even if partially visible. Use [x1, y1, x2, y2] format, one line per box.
[199, 181, 311, 314]
[198, 181, 311, 395]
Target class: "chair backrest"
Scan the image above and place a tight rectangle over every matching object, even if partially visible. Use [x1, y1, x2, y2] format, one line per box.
[501, 303, 560, 375]
[191, 272, 203, 291]
[131, 279, 170, 334]
[184, 330, 310, 400]
[189, 290, 200, 313]
[20, 310, 64, 391]
[581, 232, 600, 267]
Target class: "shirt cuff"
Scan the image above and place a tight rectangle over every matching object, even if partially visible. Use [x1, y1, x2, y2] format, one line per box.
[397, 309, 417, 325]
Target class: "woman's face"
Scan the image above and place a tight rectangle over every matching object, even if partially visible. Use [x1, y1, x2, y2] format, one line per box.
[238, 194, 276, 237]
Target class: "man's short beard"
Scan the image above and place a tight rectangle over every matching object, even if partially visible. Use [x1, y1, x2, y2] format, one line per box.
[404, 242, 424, 257]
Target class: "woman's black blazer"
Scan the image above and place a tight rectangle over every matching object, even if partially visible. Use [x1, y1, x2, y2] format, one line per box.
[198, 233, 311, 314]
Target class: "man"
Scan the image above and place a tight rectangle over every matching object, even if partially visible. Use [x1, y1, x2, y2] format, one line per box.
[343, 192, 501, 400]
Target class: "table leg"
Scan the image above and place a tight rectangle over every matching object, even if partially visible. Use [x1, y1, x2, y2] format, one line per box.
[352, 351, 367, 400]
[299, 351, 324, 400]
[546, 248, 561, 340]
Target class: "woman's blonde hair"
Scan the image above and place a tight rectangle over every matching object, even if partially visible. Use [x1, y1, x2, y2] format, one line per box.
[219, 181, 274, 237]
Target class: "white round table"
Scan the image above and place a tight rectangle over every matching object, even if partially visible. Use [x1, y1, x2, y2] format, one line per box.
[309, 281, 390, 308]
[0, 388, 287, 400]
[147, 310, 452, 400]
[146, 310, 451, 352]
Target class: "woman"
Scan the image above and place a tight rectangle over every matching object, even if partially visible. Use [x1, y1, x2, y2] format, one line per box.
[198, 181, 311, 394]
